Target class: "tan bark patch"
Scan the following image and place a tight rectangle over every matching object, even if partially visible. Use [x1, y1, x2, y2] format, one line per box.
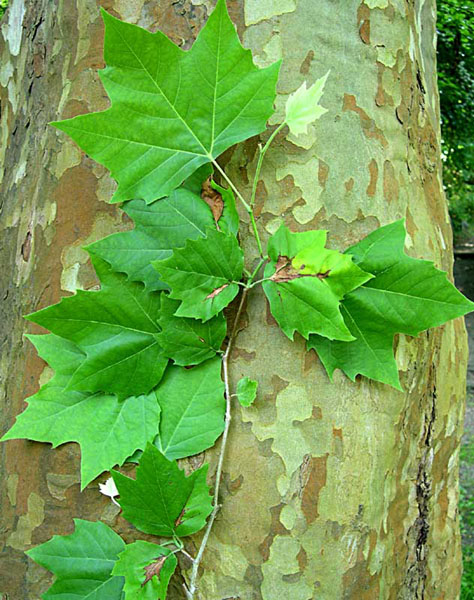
[342, 94, 388, 148]
[366, 159, 378, 197]
[383, 160, 399, 204]
[301, 454, 328, 524]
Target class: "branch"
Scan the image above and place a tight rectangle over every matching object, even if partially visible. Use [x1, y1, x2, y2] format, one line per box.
[186, 288, 248, 599]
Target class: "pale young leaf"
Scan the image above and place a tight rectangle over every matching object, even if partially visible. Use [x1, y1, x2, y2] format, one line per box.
[285, 71, 330, 136]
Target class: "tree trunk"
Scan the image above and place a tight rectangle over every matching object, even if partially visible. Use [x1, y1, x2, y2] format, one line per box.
[0, 1, 467, 599]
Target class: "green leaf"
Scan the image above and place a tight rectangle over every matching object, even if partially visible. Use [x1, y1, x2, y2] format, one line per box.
[52, 0, 280, 203]
[157, 296, 226, 365]
[262, 224, 373, 341]
[211, 181, 240, 236]
[236, 377, 258, 407]
[309, 220, 474, 388]
[112, 541, 177, 600]
[153, 228, 244, 321]
[26, 519, 125, 599]
[26, 257, 167, 400]
[87, 187, 215, 291]
[155, 357, 225, 459]
[113, 443, 212, 537]
[285, 71, 329, 136]
[1, 335, 161, 488]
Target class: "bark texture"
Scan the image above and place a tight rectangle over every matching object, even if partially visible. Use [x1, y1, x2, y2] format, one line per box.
[0, 1, 468, 598]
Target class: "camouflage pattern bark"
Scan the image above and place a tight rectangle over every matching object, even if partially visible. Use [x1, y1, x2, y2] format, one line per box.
[0, 1, 467, 599]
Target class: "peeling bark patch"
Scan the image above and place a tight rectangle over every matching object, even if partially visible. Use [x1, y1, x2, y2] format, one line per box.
[318, 160, 329, 187]
[342, 94, 388, 148]
[20, 231, 32, 261]
[383, 161, 399, 204]
[6, 492, 45, 551]
[300, 50, 314, 75]
[366, 159, 378, 197]
[357, 4, 371, 45]
[344, 178, 354, 192]
[342, 551, 380, 599]
[301, 454, 328, 524]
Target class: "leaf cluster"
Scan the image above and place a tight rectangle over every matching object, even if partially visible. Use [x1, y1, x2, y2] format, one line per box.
[2, 1, 473, 598]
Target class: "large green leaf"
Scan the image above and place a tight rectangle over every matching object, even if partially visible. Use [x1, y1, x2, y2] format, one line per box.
[155, 358, 225, 460]
[309, 220, 474, 388]
[26, 257, 167, 400]
[262, 224, 373, 341]
[87, 187, 214, 291]
[51, 0, 279, 203]
[153, 228, 244, 321]
[157, 296, 226, 365]
[112, 443, 212, 537]
[26, 519, 125, 599]
[1, 335, 161, 488]
[112, 541, 177, 600]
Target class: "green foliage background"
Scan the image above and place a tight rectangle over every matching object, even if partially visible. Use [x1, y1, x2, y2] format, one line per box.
[0, 0, 8, 19]
[437, 0, 474, 242]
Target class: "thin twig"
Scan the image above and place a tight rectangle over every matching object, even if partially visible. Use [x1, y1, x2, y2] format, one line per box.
[249, 121, 286, 209]
[212, 160, 265, 257]
[186, 288, 249, 599]
[212, 160, 251, 211]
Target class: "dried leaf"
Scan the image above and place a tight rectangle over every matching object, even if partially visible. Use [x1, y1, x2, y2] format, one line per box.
[143, 556, 167, 586]
[206, 283, 230, 300]
[202, 177, 224, 226]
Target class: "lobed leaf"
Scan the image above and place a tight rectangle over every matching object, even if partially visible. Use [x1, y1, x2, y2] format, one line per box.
[157, 296, 226, 366]
[51, 0, 280, 203]
[285, 71, 330, 136]
[26, 257, 167, 400]
[26, 519, 125, 599]
[262, 224, 372, 341]
[112, 541, 177, 600]
[154, 357, 225, 460]
[1, 335, 161, 488]
[309, 220, 474, 388]
[88, 186, 215, 291]
[154, 228, 244, 321]
[112, 443, 213, 537]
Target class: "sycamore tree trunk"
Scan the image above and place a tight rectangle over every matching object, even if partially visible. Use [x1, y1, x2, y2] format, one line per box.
[0, 0, 468, 598]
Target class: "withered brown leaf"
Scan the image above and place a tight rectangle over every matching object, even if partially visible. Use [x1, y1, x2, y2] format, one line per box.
[201, 177, 224, 227]
[142, 555, 167, 587]
[205, 283, 229, 300]
[270, 256, 330, 283]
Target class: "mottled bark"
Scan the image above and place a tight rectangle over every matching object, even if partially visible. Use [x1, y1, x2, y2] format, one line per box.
[0, 1, 467, 599]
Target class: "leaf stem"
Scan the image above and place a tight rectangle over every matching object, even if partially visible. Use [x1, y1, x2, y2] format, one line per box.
[212, 159, 265, 259]
[212, 160, 250, 212]
[186, 288, 248, 599]
[247, 257, 268, 286]
[249, 121, 286, 210]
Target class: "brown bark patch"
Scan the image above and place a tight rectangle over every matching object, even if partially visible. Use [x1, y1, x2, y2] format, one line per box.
[345, 178, 354, 192]
[357, 3, 370, 44]
[259, 504, 289, 561]
[342, 551, 380, 599]
[383, 161, 399, 204]
[366, 159, 378, 197]
[318, 160, 329, 187]
[301, 454, 328, 524]
[342, 94, 388, 148]
[300, 50, 314, 75]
